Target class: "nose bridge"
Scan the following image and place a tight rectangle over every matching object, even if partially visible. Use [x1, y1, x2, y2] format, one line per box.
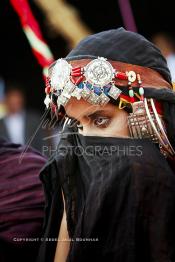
[82, 123, 92, 136]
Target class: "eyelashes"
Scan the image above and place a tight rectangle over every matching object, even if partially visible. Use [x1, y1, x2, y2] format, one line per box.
[93, 116, 111, 128]
[76, 116, 111, 130]
[65, 114, 111, 131]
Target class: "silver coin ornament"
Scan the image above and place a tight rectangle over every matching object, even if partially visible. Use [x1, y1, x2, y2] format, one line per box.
[50, 59, 71, 90]
[84, 57, 114, 87]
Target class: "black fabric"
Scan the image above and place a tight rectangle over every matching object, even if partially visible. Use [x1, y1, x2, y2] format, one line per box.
[37, 131, 175, 262]
[66, 28, 171, 84]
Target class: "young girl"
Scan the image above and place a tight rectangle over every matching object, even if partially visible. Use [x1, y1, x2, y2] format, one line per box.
[37, 28, 175, 262]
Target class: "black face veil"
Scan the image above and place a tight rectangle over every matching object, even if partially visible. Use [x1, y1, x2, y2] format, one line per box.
[37, 128, 175, 262]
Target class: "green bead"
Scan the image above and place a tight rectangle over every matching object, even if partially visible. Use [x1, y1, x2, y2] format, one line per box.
[129, 89, 134, 97]
[139, 87, 144, 95]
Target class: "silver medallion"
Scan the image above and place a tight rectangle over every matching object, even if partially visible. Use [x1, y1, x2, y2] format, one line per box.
[108, 84, 122, 100]
[84, 57, 114, 87]
[50, 59, 71, 90]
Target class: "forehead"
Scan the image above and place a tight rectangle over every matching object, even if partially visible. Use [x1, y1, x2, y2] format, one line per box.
[64, 97, 116, 119]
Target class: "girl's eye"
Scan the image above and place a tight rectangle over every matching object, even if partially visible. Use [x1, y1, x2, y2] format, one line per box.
[93, 116, 110, 128]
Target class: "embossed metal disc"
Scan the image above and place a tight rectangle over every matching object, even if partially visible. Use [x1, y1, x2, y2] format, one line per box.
[50, 59, 71, 90]
[84, 57, 114, 87]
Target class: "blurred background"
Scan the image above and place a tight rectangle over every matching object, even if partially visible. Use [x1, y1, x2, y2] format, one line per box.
[0, 0, 174, 154]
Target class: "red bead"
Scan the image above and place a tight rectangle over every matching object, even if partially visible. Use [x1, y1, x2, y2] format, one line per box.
[72, 69, 81, 74]
[75, 75, 84, 85]
[72, 67, 81, 72]
[71, 72, 82, 77]
[71, 77, 76, 84]
[115, 72, 127, 80]
[45, 86, 51, 94]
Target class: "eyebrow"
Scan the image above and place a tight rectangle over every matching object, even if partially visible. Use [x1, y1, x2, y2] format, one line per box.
[66, 109, 109, 120]
[87, 110, 108, 118]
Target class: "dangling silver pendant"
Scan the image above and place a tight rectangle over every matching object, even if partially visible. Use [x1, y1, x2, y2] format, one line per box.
[81, 86, 92, 100]
[99, 92, 110, 106]
[108, 84, 122, 100]
[128, 101, 158, 140]
[87, 92, 100, 104]
[57, 95, 69, 107]
[44, 95, 51, 108]
[71, 87, 82, 100]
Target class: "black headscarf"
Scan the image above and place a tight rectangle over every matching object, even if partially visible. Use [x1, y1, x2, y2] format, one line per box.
[66, 27, 172, 84]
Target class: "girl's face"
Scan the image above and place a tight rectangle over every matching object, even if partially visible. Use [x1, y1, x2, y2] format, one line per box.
[64, 97, 129, 137]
